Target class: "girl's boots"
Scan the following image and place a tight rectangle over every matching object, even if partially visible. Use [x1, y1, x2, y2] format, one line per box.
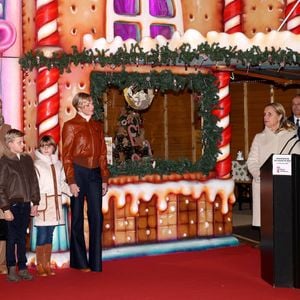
[36, 245, 47, 276]
[44, 243, 55, 276]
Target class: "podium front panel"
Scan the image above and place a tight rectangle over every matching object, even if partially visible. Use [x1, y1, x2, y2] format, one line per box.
[260, 154, 300, 288]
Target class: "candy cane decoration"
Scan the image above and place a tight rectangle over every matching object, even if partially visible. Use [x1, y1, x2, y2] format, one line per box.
[285, 0, 300, 34]
[36, 67, 60, 141]
[213, 72, 232, 179]
[36, 0, 59, 46]
[36, 0, 61, 143]
[127, 124, 139, 146]
[223, 0, 242, 33]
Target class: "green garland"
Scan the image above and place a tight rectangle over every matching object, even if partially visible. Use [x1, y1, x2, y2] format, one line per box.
[19, 42, 300, 176]
[19, 43, 300, 74]
[108, 158, 199, 177]
[90, 70, 221, 175]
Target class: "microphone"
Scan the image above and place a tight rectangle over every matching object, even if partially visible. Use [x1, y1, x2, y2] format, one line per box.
[288, 139, 300, 154]
[288, 127, 300, 154]
[279, 134, 297, 154]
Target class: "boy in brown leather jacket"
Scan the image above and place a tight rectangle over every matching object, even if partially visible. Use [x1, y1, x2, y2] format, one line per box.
[0, 129, 40, 281]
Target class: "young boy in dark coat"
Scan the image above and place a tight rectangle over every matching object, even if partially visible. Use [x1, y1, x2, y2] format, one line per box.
[0, 129, 40, 281]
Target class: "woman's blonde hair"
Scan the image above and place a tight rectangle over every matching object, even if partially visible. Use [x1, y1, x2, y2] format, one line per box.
[264, 102, 295, 132]
[72, 92, 92, 111]
[38, 135, 57, 152]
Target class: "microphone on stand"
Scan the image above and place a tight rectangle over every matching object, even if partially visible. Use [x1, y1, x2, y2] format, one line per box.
[288, 127, 300, 154]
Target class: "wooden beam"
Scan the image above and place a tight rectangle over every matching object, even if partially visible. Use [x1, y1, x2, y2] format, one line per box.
[234, 69, 300, 86]
[91, 64, 233, 75]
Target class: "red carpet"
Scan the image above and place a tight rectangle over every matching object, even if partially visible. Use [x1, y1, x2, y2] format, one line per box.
[1, 245, 300, 300]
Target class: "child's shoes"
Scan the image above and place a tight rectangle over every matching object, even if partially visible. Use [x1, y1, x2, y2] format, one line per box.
[18, 268, 33, 280]
[7, 266, 21, 282]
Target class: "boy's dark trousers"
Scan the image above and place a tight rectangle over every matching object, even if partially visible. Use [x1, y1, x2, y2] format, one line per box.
[0, 215, 7, 273]
[6, 202, 30, 270]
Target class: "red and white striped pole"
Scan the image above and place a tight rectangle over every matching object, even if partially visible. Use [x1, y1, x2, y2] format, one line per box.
[35, 0, 61, 143]
[285, 0, 300, 34]
[213, 72, 232, 179]
[223, 0, 242, 33]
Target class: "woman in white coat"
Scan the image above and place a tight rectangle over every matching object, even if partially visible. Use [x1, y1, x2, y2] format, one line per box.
[247, 102, 300, 228]
[34, 135, 71, 276]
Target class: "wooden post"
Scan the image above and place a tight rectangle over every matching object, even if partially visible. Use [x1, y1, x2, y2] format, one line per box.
[243, 82, 249, 158]
[164, 94, 168, 159]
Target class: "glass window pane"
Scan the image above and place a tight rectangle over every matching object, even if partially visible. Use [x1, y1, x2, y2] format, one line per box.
[150, 24, 175, 39]
[149, 0, 174, 17]
[114, 22, 140, 41]
[114, 0, 139, 15]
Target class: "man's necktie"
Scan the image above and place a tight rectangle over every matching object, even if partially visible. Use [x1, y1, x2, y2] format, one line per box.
[296, 119, 299, 127]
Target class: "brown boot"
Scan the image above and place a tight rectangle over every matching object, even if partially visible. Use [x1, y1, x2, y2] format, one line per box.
[36, 245, 47, 277]
[44, 244, 55, 276]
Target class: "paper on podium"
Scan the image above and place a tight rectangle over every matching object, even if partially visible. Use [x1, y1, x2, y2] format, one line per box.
[272, 154, 292, 176]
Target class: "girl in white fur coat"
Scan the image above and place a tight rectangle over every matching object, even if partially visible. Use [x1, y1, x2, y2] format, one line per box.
[247, 102, 300, 227]
[33, 135, 71, 276]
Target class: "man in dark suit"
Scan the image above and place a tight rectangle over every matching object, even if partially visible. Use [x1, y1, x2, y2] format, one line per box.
[288, 94, 300, 127]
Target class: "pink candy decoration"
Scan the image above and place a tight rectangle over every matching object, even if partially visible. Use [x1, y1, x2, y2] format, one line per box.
[0, 20, 16, 53]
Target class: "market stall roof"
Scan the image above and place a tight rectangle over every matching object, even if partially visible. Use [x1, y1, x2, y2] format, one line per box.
[233, 67, 300, 86]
